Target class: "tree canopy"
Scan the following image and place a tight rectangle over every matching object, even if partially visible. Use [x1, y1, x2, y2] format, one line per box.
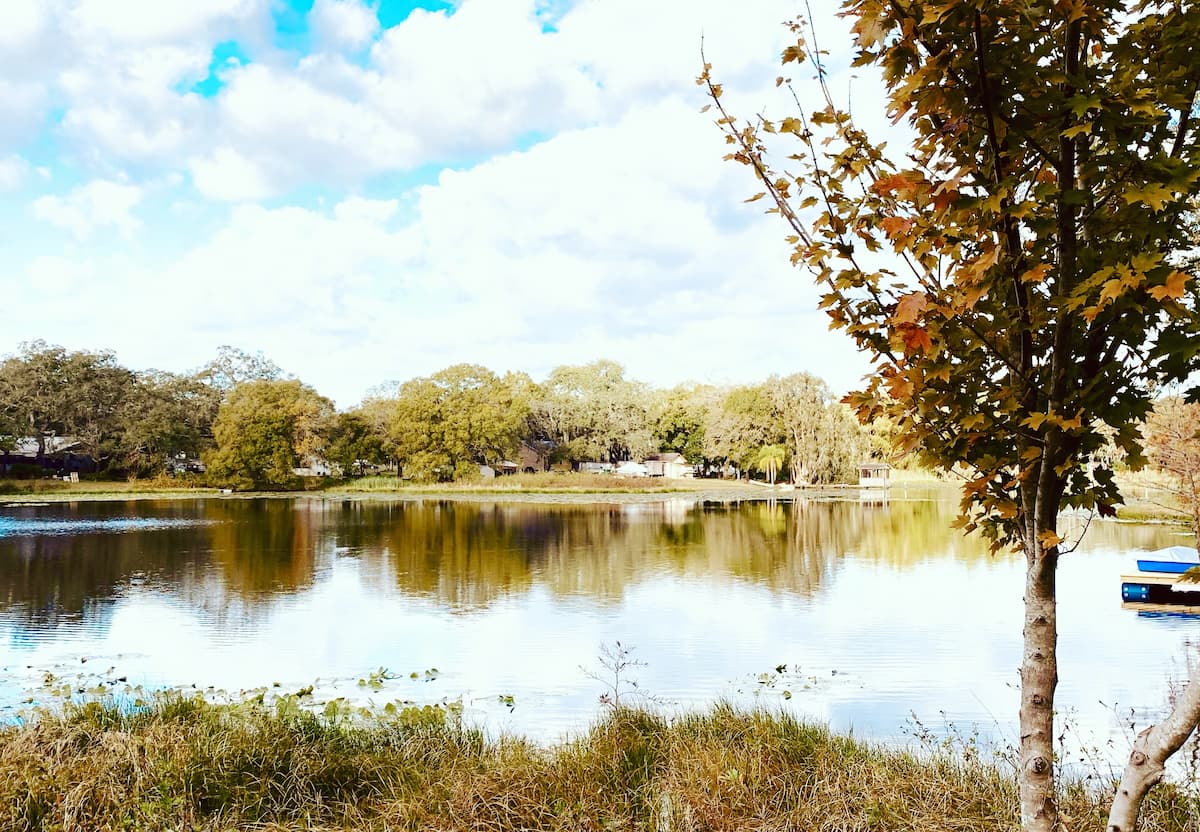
[205, 379, 335, 490]
[704, 1, 1200, 829]
[530, 360, 656, 464]
[0, 342, 878, 488]
[387, 364, 532, 482]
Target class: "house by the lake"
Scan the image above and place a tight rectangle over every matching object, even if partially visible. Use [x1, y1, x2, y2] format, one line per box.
[0, 436, 96, 476]
[858, 462, 891, 488]
[643, 452, 695, 478]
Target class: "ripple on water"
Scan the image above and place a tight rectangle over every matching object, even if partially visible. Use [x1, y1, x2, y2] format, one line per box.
[0, 517, 215, 538]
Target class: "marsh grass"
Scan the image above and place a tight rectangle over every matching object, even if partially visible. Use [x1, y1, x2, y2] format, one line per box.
[0, 471, 226, 502]
[2, 695, 1198, 831]
[330, 473, 703, 494]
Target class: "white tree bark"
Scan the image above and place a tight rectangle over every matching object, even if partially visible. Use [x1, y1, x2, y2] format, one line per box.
[1019, 548, 1059, 832]
[1107, 675, 1200, 831]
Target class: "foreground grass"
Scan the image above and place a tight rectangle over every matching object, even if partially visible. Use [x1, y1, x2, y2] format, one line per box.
[2, 697, 1197, 832]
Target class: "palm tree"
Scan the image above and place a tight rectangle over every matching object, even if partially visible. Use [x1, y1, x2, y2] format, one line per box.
[754, 444, 786, 485]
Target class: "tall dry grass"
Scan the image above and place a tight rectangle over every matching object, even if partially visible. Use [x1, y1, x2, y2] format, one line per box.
[1, 695, 1197, 831]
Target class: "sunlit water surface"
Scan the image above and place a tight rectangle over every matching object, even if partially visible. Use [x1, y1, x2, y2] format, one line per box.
[0, 491, 1193, 763]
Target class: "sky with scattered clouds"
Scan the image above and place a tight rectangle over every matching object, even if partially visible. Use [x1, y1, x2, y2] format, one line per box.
[2, 0, 884, 407]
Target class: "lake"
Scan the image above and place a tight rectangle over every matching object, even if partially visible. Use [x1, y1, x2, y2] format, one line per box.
[0, 490, 1193, 759]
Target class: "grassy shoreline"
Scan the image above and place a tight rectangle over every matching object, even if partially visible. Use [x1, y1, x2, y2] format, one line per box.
[2, 469, 1190, 531]
[0, 472, 951, 504]
[2, 695, 1195, 831]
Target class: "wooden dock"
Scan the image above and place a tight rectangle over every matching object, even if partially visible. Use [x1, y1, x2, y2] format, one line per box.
[1122, 601, 1200, 615]
[1121, 572, 1200, 605]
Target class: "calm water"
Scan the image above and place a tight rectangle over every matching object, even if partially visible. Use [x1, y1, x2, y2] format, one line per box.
[0, 491, 1193, 755]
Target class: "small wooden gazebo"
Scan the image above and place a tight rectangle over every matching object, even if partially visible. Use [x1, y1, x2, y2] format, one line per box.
[858, 462, 891, 488]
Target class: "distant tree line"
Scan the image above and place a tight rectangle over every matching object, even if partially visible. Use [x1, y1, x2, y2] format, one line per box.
[0, 343, 885, 489]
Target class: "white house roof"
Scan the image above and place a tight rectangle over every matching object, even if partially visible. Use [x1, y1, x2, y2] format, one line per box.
[9, 436, 83, 456]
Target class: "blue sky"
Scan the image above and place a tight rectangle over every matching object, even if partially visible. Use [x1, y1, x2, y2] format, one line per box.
[0, 0, 872, 406]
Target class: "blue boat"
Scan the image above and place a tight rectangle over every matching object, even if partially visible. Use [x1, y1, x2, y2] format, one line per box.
[1136, 560, 1199, 574]
[1134, 545, 1200, 575]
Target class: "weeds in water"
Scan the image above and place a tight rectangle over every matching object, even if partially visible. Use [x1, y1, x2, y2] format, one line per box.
[582, 641, 665, 710]
[357, 667, 398, 691]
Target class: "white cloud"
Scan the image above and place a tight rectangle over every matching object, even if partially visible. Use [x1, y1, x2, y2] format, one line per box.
[162, 199, 416, 330]
[0, 1, 263, 163]
[3, 0, 881, 403]
[69, 0, 264, 44]
[188, 61, 422, 199]
[8, 0, 861, 199]
[365, 0, 601, 143]
[558, 0, 798, 106]
[188, 146, 276, 202]
[0, 79, 49, 149]
[0, 1, 53, 53]
[171, 0, 836, 199]
[333, 197, 399, 224]
[0, 156, 32, 192]
[32, 179, 144, 240]
[310, 0, 378, 50]
[58, 45, 210, 166]
[181, 1, 602, 199]
[25, 254, 96, 294]
[10, 83, 870, 405]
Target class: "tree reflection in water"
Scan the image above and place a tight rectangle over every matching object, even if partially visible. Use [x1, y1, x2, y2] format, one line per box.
[0, 493, 1173, 633]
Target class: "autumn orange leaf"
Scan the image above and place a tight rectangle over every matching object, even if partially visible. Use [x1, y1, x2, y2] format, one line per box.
[892, 292, 929, 325]
[871, 173, 912, 196]
[931, 186, 959, 212]
[1148, 271, 1189, 301]
[1019, 264, 1051, 284]
[900, 325, 934, 354]
[1037, 530, 1064, 549]
[880, 216, 914, 238]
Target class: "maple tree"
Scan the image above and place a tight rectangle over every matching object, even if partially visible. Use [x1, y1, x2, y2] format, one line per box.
[703, 1, 1200, 830]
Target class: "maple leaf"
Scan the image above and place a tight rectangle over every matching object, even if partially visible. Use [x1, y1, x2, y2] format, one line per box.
[1148, 271, 1189, 301]
[871, 173, 912, 196]
[1123, 183, 1176, 211]
[1037, 530, 1064, 549]
[884, 372, 913, 399]
[900, 325, 934, 354]
[892, 292, 929, 325]
[1058, 411, 1084, 432]
[879, 216, 914, 238]
[931, 188, 959, 212]
[1019, 264, 1051, 284]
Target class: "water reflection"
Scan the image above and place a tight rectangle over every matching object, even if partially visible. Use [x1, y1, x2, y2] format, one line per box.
[0, 493, 1190, 748]
[0, 495, 1177, 630]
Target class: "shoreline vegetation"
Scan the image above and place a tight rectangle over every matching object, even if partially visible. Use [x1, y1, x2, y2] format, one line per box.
[0, 469, 1194, 525]
[0, 469, 945, 504]
[2, 695, 1197, 832]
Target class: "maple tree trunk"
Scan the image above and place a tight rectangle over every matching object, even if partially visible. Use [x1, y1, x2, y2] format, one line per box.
[1107, 676, 1200, 831]
[1019, 547, 1058, 832]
